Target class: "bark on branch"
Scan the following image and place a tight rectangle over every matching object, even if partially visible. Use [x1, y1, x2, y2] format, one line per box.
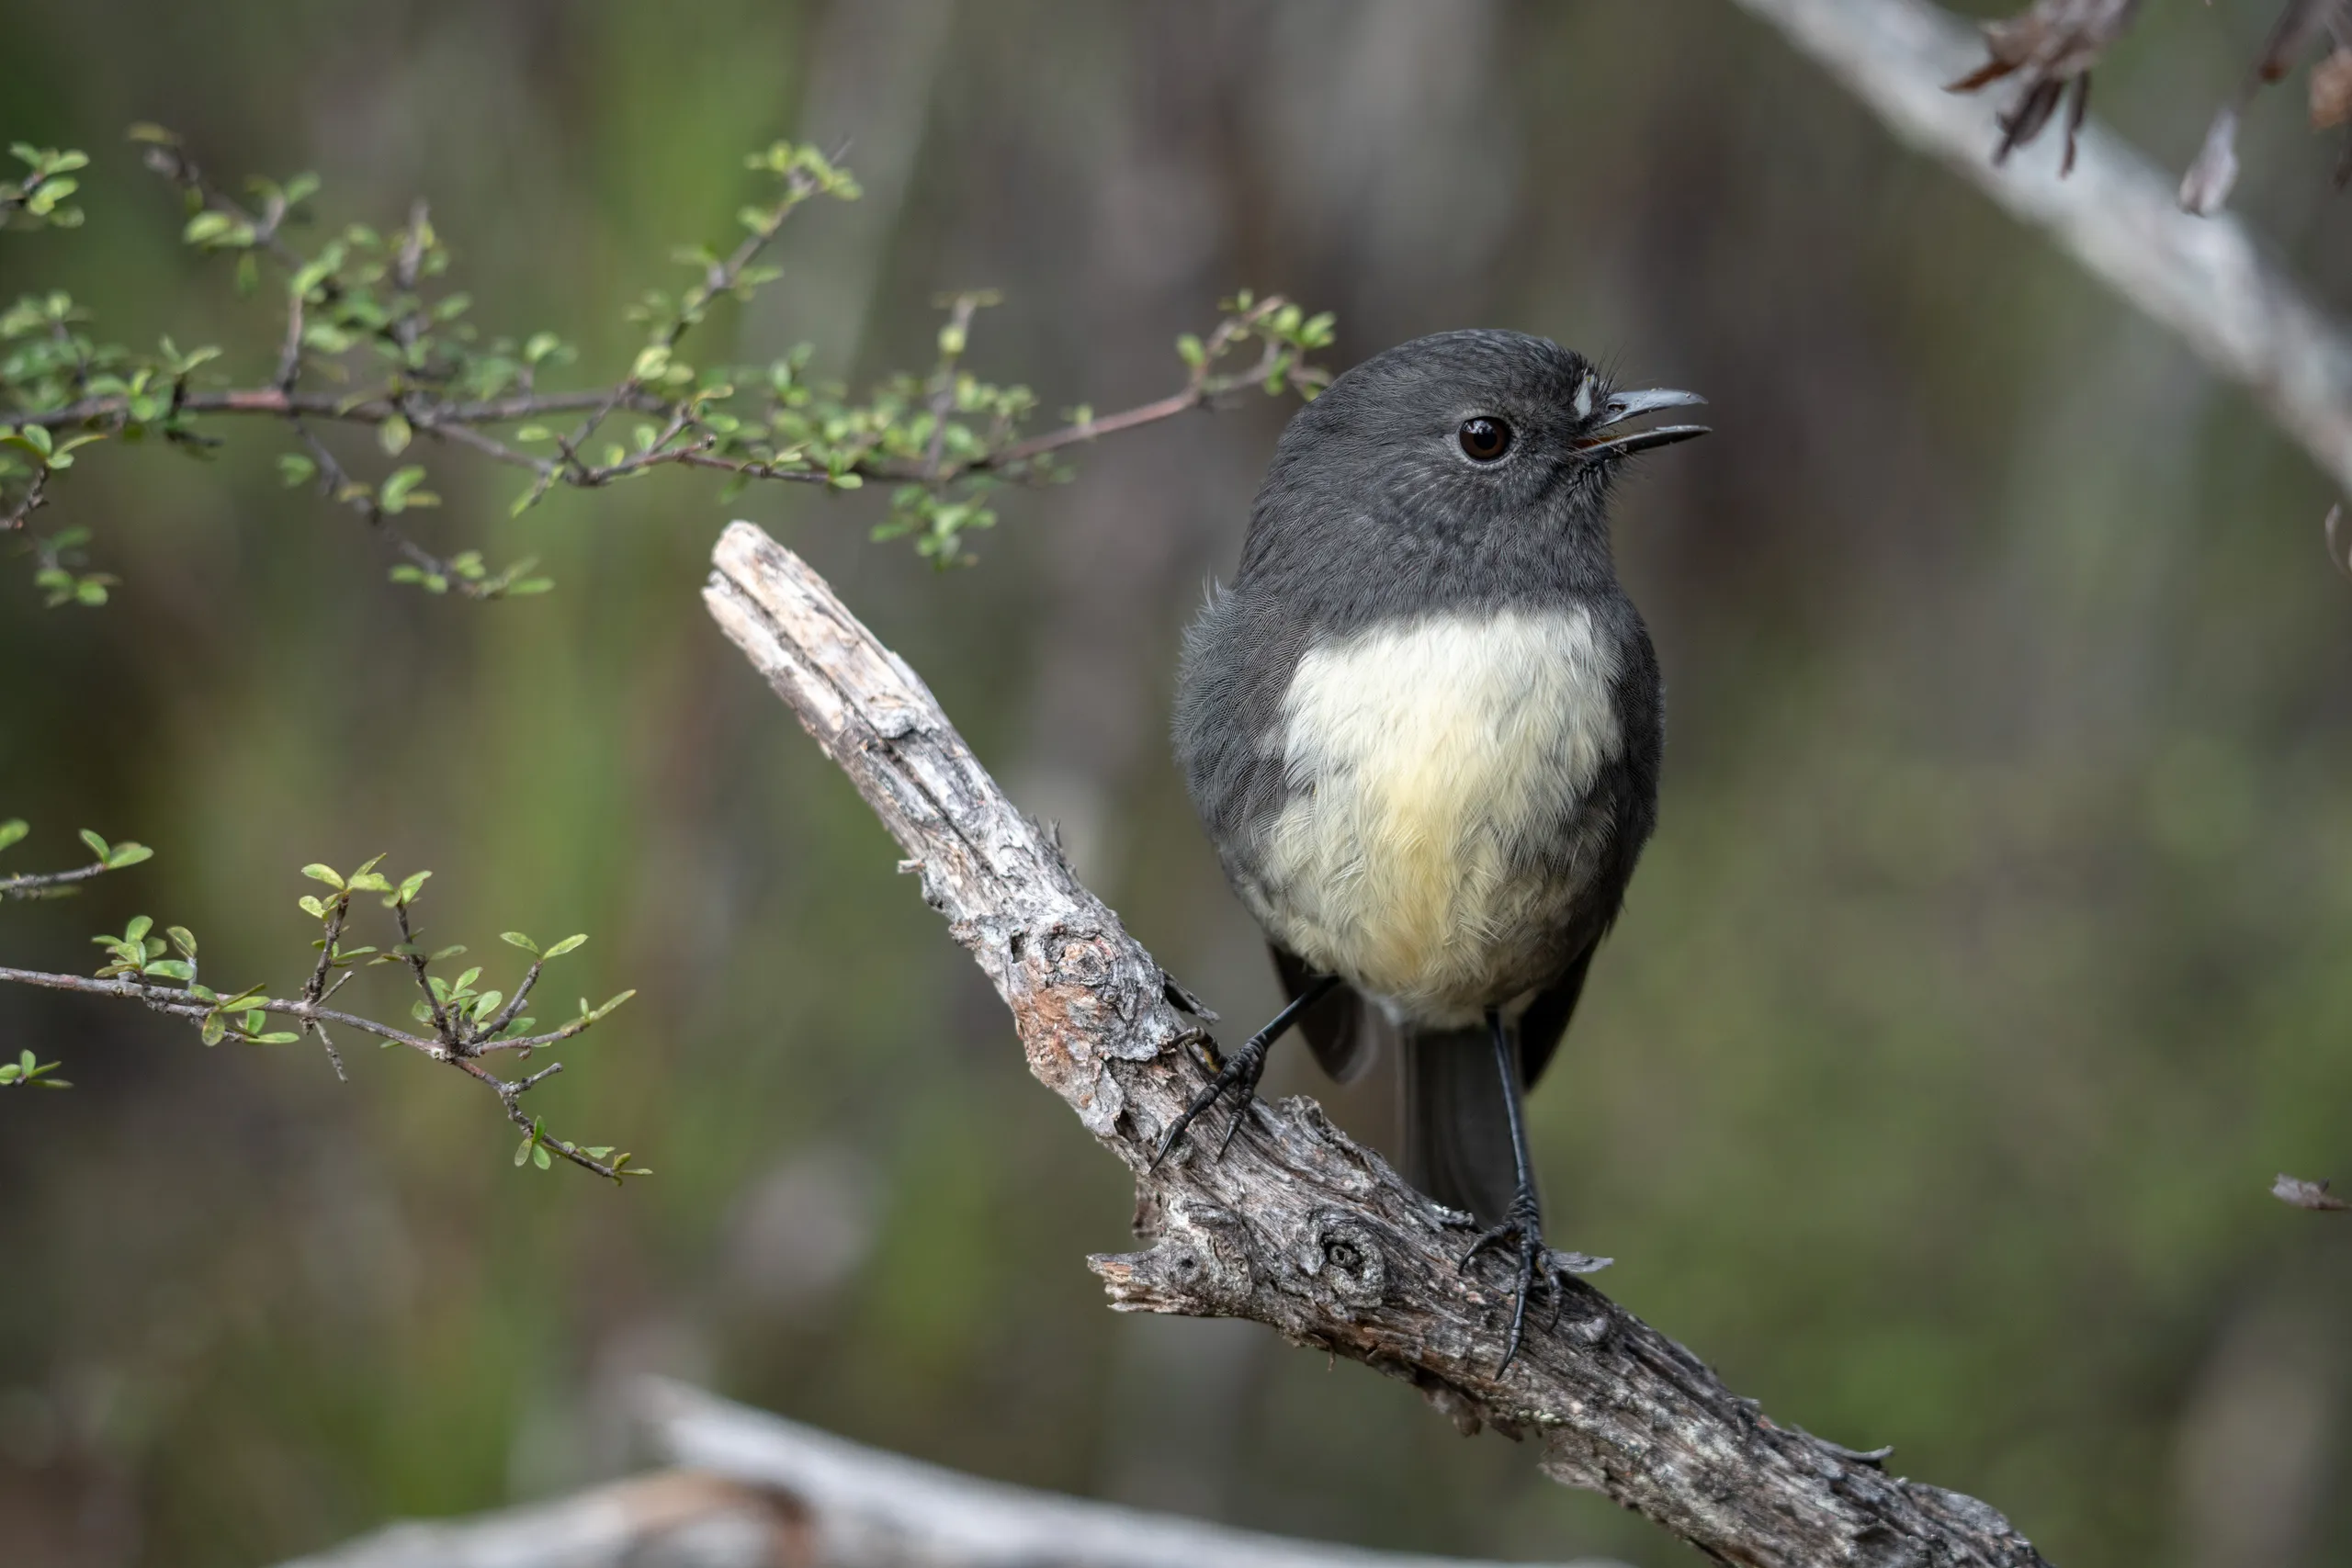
[1730, 0, 2352, 499]
[701, 521, 2052, 1568]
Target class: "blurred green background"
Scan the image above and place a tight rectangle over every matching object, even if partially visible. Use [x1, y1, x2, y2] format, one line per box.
[5, 2, 2352, 1564]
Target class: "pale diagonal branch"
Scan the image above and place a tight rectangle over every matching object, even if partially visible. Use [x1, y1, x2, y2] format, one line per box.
[701, 521, 2051, 1568]
[1730, 0, 2352, 498]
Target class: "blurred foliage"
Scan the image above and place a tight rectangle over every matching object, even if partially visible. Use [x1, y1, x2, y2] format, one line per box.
[6, 4, 2352, 1568]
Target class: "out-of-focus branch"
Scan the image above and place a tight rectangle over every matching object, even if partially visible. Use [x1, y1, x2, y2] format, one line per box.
[276, 1382, 1634, 1568]
[272, 1471, 799, 1568]
[2272, 1172, 2352, 1209]
[702, 522, 2052, 1568]
[1729, 0, 2352, 498]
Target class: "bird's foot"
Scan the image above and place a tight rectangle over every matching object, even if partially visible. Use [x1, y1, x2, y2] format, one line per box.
[1458, 1196, 1611, 1373]
[1150, 1029, 1272, 1168]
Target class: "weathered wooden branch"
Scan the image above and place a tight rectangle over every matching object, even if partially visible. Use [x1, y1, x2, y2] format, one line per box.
[275, 1381, 1630, 1568]
[1730, 0, 2352, 499]
[702, 521, 2052, 1567]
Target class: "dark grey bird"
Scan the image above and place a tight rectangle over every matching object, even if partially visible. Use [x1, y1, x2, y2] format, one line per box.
[1161, 329, 1705, 1367]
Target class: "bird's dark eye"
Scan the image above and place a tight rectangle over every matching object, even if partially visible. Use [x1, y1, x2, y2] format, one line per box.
[1458, 416, 1512, 463]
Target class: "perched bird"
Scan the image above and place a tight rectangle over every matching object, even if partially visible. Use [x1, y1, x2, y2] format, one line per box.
[1163, 329, 1705, 1367]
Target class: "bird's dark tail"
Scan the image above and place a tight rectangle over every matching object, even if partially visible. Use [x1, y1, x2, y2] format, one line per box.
[1401, 1024, 1524, 1228]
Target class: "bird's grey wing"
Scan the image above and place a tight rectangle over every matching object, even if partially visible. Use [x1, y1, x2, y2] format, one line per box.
[1520, 626, 1662, 1091]
[1516, 940, 1599, 1091]
[1271, 943, 1387, 1085]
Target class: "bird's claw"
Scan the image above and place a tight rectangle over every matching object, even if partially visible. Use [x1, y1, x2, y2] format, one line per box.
[1459, 1202, 1604, 1373]
[1150, 1034, 1269, 1168]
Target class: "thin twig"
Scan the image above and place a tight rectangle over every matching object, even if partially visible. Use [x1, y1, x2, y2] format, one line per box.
[0, 856, 109, 899]
[0, 962, 624, 1175]
[0, 965, 605, 1057]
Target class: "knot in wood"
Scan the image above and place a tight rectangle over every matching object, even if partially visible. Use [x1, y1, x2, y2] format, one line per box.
[1046, 929, 1113, 989]
[1305, 1209, 1387, 1309]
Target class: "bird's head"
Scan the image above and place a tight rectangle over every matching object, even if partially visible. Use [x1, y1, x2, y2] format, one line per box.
[1255, 329, 1707, 560]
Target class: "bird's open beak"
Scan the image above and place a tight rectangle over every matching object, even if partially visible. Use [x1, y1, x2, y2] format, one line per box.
[1575, 387, 1710, 460]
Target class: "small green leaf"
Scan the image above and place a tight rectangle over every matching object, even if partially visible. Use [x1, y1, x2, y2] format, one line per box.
[500, 931, 539, 954]
[378, 466, 430, 513]
[379, 414, 413, 457]
[77, 829, 108, 862]
[106, 842, 153, 869]
[533, 1145, 552, 1170]
[299, 895, 328, 919]
[277, 453, 317, 487]
[301, 863, 345, 889]
[124, 915, 153, 943]
[0, 819, 26, 853]
[167, 926, 198, 958]
[542, 934, 587, 959]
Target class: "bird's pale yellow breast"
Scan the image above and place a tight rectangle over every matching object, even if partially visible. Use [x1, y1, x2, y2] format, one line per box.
[1250, 609, 1622, 1021]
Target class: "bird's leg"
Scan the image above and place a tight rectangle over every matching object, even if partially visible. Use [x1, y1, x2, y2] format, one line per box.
[1457, 1007, 1582, 1373]
[1151, 974, 1339, 1168]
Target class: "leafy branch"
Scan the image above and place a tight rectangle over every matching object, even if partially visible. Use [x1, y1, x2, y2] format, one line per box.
[0, 817, 152, 898]
[0, 832, 643, 1180]
[0, 141, 85, 231]
[0, 129, 1332, 591]
[0, 1048, 67, 1089]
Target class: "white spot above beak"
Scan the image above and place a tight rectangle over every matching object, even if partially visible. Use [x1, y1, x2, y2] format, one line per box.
[1572, 374, 1595, 421]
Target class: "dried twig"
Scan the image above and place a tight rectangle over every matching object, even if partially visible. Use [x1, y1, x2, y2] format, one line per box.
[2272, 1172, 2352, 1210]
[1947, 0, 2141, 173]
[2179, 0, 2346, 214]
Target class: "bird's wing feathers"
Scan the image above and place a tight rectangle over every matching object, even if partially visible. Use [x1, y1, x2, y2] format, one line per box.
[1271, 943, 1387, 1085]
[1516, 939, 1599, 1090]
